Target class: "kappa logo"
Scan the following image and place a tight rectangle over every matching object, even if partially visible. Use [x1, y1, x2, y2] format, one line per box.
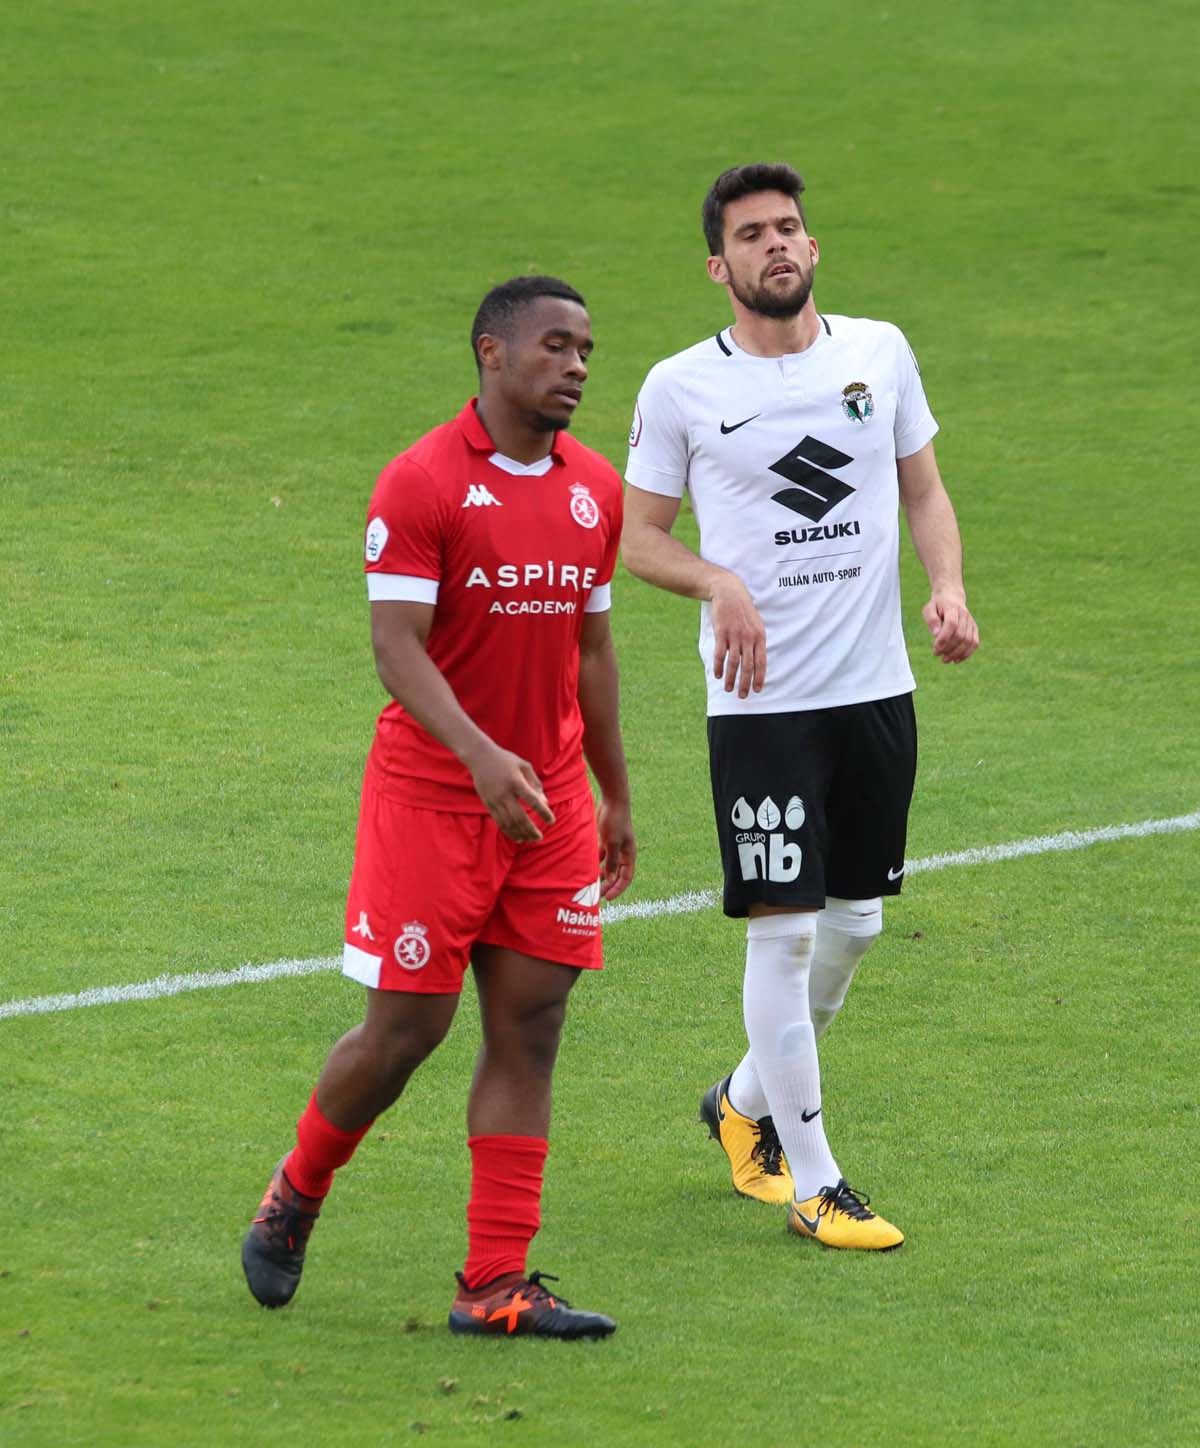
[462, 484, 502, 508]
[394, 921, 431, 971]
[769, 435, 856, 523]
[351, 911, 376, 942]
[568, 482, 599, 530]
[731, 794, 806, 883]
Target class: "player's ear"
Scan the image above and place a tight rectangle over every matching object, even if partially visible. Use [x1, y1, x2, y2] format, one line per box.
[476, 333, 504, 373]
[809, 236, 819, 267]
[707, 254, 728, 285]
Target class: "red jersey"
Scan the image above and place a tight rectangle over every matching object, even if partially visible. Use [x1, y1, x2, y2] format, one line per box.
[362, 400, 623, 810]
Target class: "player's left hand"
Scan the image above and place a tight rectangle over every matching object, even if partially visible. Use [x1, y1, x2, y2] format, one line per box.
[597, 797, 636, 901]
[922, 591, 979, 664]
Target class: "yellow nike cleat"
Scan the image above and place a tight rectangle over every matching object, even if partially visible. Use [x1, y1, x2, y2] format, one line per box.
[787, 1179, 904, 1250]
[700, 1075, 794, 1205]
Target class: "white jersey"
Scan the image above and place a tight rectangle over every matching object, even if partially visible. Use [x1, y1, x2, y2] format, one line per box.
[625, 314, 937, 715]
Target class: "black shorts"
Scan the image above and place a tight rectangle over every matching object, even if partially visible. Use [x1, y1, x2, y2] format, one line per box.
[707, 694, 917, 917]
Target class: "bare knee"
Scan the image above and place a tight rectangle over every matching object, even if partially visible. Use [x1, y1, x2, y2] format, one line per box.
[374, 1017, 450, 1076]
[359, 995, 456, 1088]
[485, 995, 569, 1078]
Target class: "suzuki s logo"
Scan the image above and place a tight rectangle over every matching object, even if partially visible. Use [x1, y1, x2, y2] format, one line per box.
[731, 795, 806, 882]
[769, 436, 855, 522]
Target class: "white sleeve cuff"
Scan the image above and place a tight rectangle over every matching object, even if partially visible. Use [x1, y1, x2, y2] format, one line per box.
[584, 583, 612, 614]
[895, 418, 939, 460]
[624, 464, 687, 498]
[366, 573, 440, 604]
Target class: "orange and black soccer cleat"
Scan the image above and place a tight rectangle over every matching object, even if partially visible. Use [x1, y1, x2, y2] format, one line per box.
[241, 1158, 324, 1308]
[448, 1270, 616, 1340]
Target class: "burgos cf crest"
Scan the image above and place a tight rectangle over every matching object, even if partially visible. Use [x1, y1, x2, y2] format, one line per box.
[569, 482, 600, 530]
[841, 382, 874, 424]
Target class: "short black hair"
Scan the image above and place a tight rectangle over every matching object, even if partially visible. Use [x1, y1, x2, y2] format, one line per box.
[470, 275, 586, 370]
[701, 163, 807, 256]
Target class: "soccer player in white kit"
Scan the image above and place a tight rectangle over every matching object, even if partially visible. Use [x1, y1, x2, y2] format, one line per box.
[622, 163, 979, 1249]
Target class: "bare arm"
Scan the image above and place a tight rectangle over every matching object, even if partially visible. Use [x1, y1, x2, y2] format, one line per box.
[897, 442, 980, 664]
[576, 609, 635, 900]
[370, 600, 554, 841]
[620, 483, 767, 698]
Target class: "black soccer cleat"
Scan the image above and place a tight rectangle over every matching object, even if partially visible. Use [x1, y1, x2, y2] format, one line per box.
[448, 1270, 616, 1340]
[241, 1157, 323, 1308]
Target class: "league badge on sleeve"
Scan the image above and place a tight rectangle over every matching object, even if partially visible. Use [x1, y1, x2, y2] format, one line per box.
[841, 382, 874, 424]
[365, 516, 390, 562]
[629, 401, 643, 447]
[568, 482, 600, 530]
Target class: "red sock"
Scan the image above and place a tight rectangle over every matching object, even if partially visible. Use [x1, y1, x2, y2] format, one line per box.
[283, 1091, 373, 1199]
[462, 1134, 548, 1290]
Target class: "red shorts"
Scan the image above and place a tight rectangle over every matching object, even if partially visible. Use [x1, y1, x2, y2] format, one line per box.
[341, 781, 603, 993]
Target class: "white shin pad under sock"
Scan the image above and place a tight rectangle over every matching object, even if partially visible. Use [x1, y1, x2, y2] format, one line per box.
[729, 898, 884, 1117]
[809, 897, 882, 1040]
[742, 912, 840, 1200]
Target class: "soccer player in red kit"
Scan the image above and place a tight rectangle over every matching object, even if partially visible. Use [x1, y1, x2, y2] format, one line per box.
[241, 276, 635, 1339]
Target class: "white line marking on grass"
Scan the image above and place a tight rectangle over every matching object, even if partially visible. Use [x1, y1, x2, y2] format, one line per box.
[0, 957, 339, 1021]
[905, 810, 1200, 874]
[2, 811, 1196, 1022]
[602, 888, 718, 924]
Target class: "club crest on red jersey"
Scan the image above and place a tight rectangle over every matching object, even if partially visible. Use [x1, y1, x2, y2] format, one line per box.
[569, 482, 600, 530]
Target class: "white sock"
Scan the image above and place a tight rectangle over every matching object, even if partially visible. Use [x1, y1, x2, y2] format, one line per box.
[742, 912, 840, 1201]
[730, 899, 884, 1126]
[728, 1051, 768, 1119]
[810, 897, 883, 1040]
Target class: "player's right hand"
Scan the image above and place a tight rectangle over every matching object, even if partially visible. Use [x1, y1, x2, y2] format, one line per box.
[923, 591, 979, 664]
[710, 574, 767, 698]
[469, 746, 555, 842]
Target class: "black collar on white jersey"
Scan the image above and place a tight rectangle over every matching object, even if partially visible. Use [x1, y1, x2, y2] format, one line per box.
[715, 315, 832, 356]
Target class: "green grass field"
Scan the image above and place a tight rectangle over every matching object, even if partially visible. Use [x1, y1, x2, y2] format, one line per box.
[3, 2, 1199, 1444]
